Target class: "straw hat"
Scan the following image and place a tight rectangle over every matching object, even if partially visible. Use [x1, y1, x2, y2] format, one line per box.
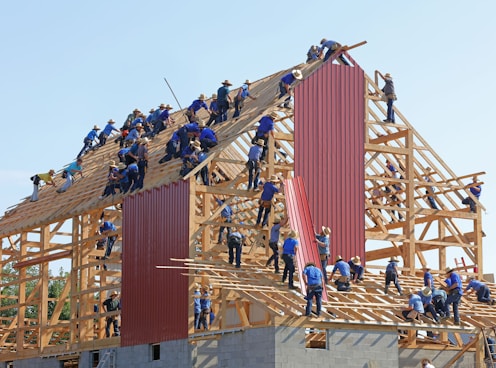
[389, 256, 399, 262]
[108, 119, 115, 123]
[445, 266, 454, 274]
[211, 93, 217, 99]
[117, 163, 127, 170]
[110, 291, 119, 297]
[269, 111, 279, 120]
[273, 217, 281, 224]
[321, 226, 331, 236]
[335, 255, 343, 262]
[140, 137, 149, 145]
[288, 230, 299, 239]
[48, 169, 55, 175]
[255, 138, 265, 146]
[197, 120, 206, 128]
[268, 174, 280, 182]
[351, 256, 361, 265]
[135, 123, 143, 129]
[292, 69, 303, 80]
[244, 79, 252, 85]
[149, 108, 155, 113]
[384, 73, 392, 79]
[191, 140, 202, 148]
[198, 93, 207, 100]
[108, 160, 117, 168]
[422, 265, 431, 271]
[421, 286, 432, 297]
[93, 125, 101, 130]
[221, 80, 232, 86]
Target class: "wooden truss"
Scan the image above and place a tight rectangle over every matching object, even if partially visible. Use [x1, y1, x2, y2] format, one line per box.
[0, 54, 488, 365]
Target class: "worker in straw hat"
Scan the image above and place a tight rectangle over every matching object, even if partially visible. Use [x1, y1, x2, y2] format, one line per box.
[379, 71, 397, 123]
[247, 138, 265, 191]
[418, 286, 440, 324]
[441, 267, 463, 325]
[266, 216, 289, 273]
[281, 230, 299, 290]
[315, 226, 331, 284]
[29, 169, 56, 202]
[77, 124, 101, 159]
[465, 276, 495, 305]
[330, 255, 351, 291]
[252, 111, 279, 161]
[186, 93, 209, 122]
[384, 256, 403, 295]
[102, 291, 121, 337]
[233, 79, 257, 118]
[303, 262, 325, 317]
[348, 256, 364, 284]
[206, 93, 219, 126]
[217, 79, 233, 123]
[278, 69, 303, 108]
[255, 174, 281, 227]
[400, 288, 424, 322]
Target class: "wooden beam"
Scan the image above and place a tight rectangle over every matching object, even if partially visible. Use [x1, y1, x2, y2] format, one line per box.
[14, 250, 72, 269]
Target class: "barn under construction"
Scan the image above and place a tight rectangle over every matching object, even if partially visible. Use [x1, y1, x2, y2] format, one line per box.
[1, 43, 494, 368]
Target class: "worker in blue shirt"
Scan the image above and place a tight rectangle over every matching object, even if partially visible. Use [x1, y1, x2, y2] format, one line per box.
[247, 139, 264, 191]
[187, 94, 209, 122]
[57, 158, 83, 193]
[215, 196, 233, 244]
[348, 256, 364, 284]
[423, 265, 435, 290]
[330, 255, 351, 291]
[77, 125, 100, 158]
[253, 111, 279, 161]
[401, 288, 424, 322]
[462, 175, 482, 213]
[442, 267, 463, 325]
[227, 227, 245, 268]
[306, 45, 320, 63]
[233, 79, 256, 118]
[266, 216, 288, 273]
[198, 286, 212, 330]
[255, 175, 281, 227]
[193, 287, 201, 330]
[217, 80, 233, 123]
[278, 69, 302, 108]
[199, 123, 218, 153]
[151, 103, 174, 137]
[98, 119, 120, 147]
[124, 123, 143, 144]
[419, 287, 439, 323]
[177, 122, 200, 152]
[319, 38, 349, 65]
[100, 220, 117, 259]
[158, 130, 181, 163]
[303, 262, 325, 317]
[384, 256, 403, 295]
[465, 277, 494, 304]
[115, 163, 130, 194]
[206, 93, 219, 126]
[281, 230, 299, 290]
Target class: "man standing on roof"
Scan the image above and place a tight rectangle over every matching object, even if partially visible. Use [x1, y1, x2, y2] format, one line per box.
[214, 196, 233, 244]
[441, 267, 463, 325]
[217, 80, 233, 123]
[255, 175, 281, 227]
[233, 79, 256, 118]
[57, 158, 83, 193]
[319, 38, 349, 65]
[77, 125, 100, 158]
[135, 138, 149, 191]
[266, 216, 288, 273]
[187, 94, 209, 122]
[98, 119, 120, 147]
[465, 277, 495, 305]
[384, 256, 403, 295]
[303, 262, 325, 317]
[253, 111, 279, 161]
[315, 226, 331, 284]
[380, 72, 397, 123]
[227, 226, 245, 268]
[423, 265, 435, 290]
[330, 255, 351, 291]
[348, 256, 364, 284]
[247, 138, 264, 191]
[206, 93, 219, 126]
[281, 230, 299, 290]
[30, 170, 56, 202]
[278, 69, 303, 108]
[462, 175, 482, 213]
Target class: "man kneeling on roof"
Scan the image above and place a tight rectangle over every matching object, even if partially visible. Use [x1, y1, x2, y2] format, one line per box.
[348, 256, 364, 284]
[330, 255, 351, 292]
[401, 288, 424, 323]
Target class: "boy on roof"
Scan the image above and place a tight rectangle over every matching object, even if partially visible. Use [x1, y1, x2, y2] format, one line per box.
[30, 169, 56, 202]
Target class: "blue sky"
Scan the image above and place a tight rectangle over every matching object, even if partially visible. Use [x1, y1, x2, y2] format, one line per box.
[1, 1, 495, 274]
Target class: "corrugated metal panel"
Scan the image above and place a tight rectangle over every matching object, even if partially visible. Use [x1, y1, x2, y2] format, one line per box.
[121, 181, 190, 346]
[294, 52, 366, 265]
[284, 177, 328, 301]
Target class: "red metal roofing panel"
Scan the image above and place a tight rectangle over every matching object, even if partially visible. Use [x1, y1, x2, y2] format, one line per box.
[294, 52, 366, 265]
[121, 181, 190, 346]
[284, 177, 328, 301]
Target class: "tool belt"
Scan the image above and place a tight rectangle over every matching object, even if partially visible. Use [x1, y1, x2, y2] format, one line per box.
[259, 199, 272, 208]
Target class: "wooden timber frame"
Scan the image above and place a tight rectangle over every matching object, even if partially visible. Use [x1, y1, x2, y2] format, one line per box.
[0, 47, 491, 366]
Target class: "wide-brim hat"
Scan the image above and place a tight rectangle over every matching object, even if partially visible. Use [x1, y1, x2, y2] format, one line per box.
[211, 93, 218, 99]
[158, 103, 167, 109]
[335, 255, 343, 262]
[292, 69, 303, 80]
[198, 93, 207, 100]
[445, 266, 454, 274]
[191, 140, 202, 148]
[273, 217, 281, 224]
[135, 123, 143, 128]
[140, 137, 149, 145]
[149, 108, 155, 113]
[421, 286, 432, 297]
[49, 169, 55, 175]
[321, 226, 331, 236]
[384, 73, 392, 79]
[108, 160, 117, 167]
[108, 119, 115, 123]
[197, 120, 206, 128]
[255, 138, 265, 146]
[288, 230, 299, 239]
[422, 265, 431, 271]
[93, 125, 101, 130]
[117, 163, 127, 170]
[352, 256, 361, 265]
[269, 174, 280, 182]
[389, 256, 399, 262]
[269, 111, 279, 120]
[165, 104, 173, 110]
[221, 79, 232, 86]
[110, 291, 119, 297]
[133, 108, 141, 113]
[244, 79, 252, 85]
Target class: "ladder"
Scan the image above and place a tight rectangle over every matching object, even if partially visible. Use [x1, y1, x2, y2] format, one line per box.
[454, 257, 467, 272]
[96, 349, 116, 368]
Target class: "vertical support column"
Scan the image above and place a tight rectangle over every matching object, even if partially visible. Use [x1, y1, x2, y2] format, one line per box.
[70, 217, 79, 345]
[188, 178, 197, 334]
[16, 232, 27, 354]
[474, 211, 483, 276]
[39, 225, 50, 351]
[404, 129, 415, 275]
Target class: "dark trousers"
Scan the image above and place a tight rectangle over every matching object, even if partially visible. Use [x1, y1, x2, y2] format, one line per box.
[477, 285, 492, 303]
[218, 217, 232, 243]
[305, 285, 323, 316]
[228, 243, 242, 268]
[199, 308, 210, 330]
[462, 197, 477, 213]
[443, 291, 462, 323]
[159, 140, 180, 163]
[427, 195, 438, 209]
[323, 49, 350, 65]
[206, 112, 219, 127]
[233, 98, 244, 118]
[385, 271, 402, 294]
[282, 254, 295, 287]
[278, 81, 291, 105]
[128, 170, 139, 192]
[267, 241, 280, 272]
[424, 303, 439, 322]
[320, 256, 328, 284]
[200, 138, 217, 153]
[217, 100, 229, 122]
[386, 98, 395, 122]
[256, 204, 271, 226]
[104, 236, 117, 258]
[102, 182, 120, 197]
[136, 160, 147, 190]
[247, 160, 260, 190]
[77, 138, 93, 158]
[105, 317, 119, 337]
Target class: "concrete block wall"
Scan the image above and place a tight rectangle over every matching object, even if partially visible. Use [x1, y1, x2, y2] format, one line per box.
[399, 348, 476, 368]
